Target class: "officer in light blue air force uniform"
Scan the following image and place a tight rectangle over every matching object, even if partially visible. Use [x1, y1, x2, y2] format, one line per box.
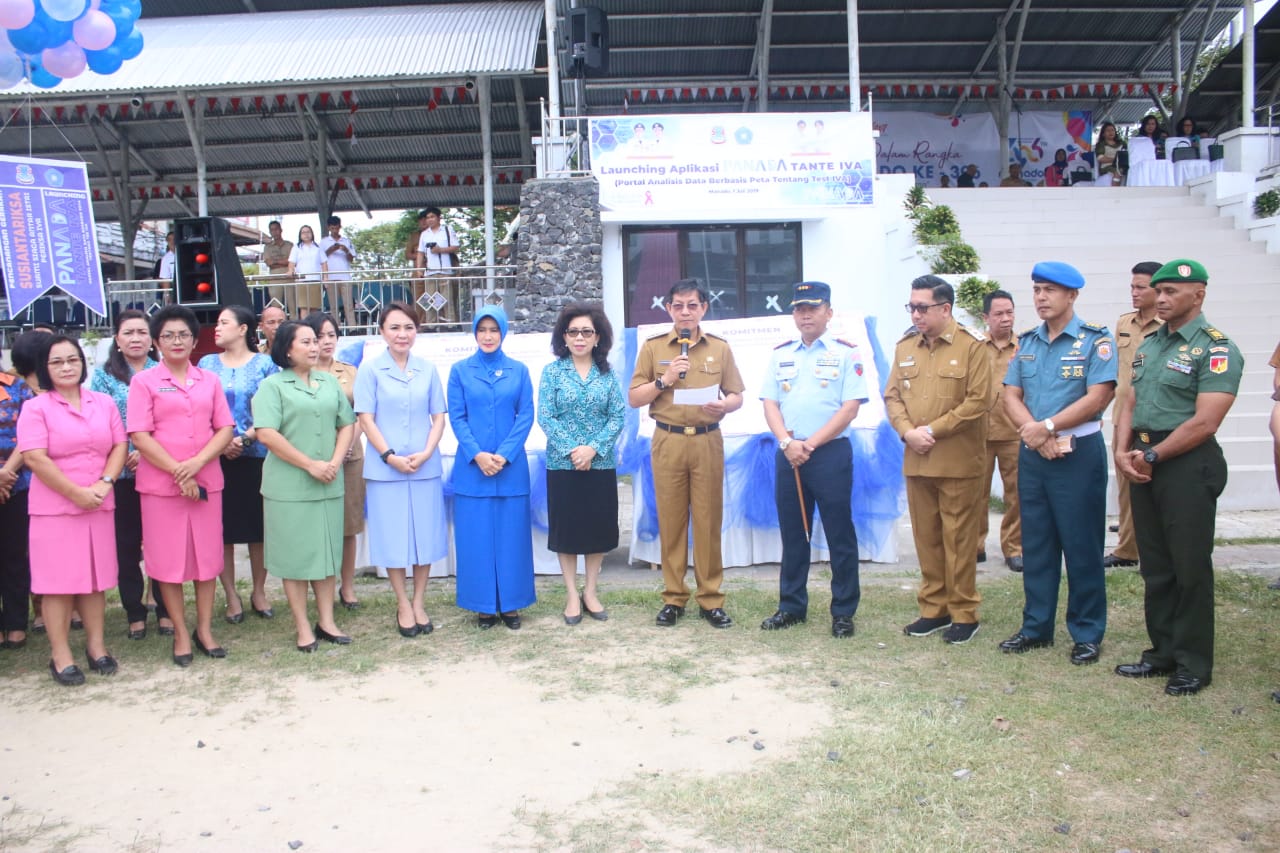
[999, 262, 1117, 666]
[760, 281, 870, 639]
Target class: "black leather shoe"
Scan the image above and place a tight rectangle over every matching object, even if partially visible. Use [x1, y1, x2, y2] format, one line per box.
[1114, 661, 1174, 679]
[500, 612, 522, 630]
[655, 604, 685, 627]
[1005, 556, 1023, 573]
[998, 633, 1054, 654]
[252, 604, 275, 619]
[314, 623, 352, 645]
[194, 634, 227, 659]
[339, 595, 361, 611]
[760, 610, 805, 631]
[49, 660, 85, 686]
[1, 637, 27, 650]
[417, 621, 434, 636]
[1165, 673, 1208, 696]
[976, 550, 987, 563]
[172, 646, 193, 668]
[1102, 554, 1138, 568]
[831, 616, 855, 638]
[224, 610, 245, 625]
[1070, 642, 1101, 665]
[582, 595, 608, 622]
[296, 639, 319, 653]
[397, 615, 421, 638]
[700, 607, 733, 629]
[477, 614, 499, 629]
[563, 611, 583, 626]
[86, 652, 118, 675]
[157, 624, 176, 637]
[127, 625, 147, 641]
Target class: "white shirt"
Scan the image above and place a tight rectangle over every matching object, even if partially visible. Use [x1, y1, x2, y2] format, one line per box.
[158, 250, 175, 279]
[319, 235, 355, 280]
[416, 225, 457, 273]
[289, 242, 326, 280]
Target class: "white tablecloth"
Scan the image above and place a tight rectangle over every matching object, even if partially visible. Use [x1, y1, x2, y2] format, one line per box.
[1128, 159, 1175, 187]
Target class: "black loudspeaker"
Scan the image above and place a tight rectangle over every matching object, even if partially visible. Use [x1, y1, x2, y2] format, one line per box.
[173, 217, 251, 319]
[566, 6, 607, 77]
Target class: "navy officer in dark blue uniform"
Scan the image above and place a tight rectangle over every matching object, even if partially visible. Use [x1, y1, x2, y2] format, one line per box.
[760, 281, 870, 638]
[999, 262, 1117, 665]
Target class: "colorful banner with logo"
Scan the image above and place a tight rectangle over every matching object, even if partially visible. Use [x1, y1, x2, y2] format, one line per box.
[1007, 110, 1094, 184]
[873, 111, 1002, 187]
[0, 155, 105, 317]
[590, 112, 876, 212]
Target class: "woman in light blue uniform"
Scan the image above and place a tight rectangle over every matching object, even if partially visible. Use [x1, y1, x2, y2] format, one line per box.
[354, 302, 448, 638]
[447, 306, 535, 629]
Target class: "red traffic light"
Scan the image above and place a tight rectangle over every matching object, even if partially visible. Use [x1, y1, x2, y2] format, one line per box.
[195, 252, 210, 265]
[196, 282, 212, 294]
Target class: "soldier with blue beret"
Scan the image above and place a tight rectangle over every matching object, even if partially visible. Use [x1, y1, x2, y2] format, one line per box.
[1000, 261, 1117, 665]
[760, 281, 870, 638]
[1112, 259, 1243, 696]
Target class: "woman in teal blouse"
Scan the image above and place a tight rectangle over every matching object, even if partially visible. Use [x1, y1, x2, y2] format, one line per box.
[537, 303, 625, 625]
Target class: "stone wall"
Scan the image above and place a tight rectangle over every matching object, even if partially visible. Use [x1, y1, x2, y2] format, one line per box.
[512, 176, 603, 332]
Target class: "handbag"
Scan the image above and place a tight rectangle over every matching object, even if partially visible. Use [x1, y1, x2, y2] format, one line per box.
[1208, 143, 1225, 161]
[1171, 141, 1198, 162]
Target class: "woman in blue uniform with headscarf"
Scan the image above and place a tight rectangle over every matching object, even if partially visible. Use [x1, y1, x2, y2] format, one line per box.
[447, 306, 536, 629]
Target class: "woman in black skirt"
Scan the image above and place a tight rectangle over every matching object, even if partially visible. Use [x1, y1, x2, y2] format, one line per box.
[197, 305, 278, 621]
[537, 303, 626, 625]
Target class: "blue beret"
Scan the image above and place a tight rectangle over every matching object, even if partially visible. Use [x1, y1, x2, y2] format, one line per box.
[1030, 261, 1085, 289]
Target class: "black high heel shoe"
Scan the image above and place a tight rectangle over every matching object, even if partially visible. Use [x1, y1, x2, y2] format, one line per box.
[297, 638, 319, 653]
[396, 614, 420, 638]
[582, 594, 609, 622]
[194, 633, 227, 659]
[314, 623, 351, 645]
[49, 660, 85, 686]
[172, 639, 193, 668]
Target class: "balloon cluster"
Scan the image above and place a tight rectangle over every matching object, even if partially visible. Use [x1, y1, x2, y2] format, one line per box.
[0, 0, 144, 90]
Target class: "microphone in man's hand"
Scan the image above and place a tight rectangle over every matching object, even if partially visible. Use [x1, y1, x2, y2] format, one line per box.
[678, 328, 691, 379]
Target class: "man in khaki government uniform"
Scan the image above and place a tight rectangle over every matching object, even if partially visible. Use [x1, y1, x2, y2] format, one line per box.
[629, 279, 745, 629]
[1113, 259, 1243, 696]
[1105, 261, 1163, 569]
[978, 289, 1022, 572]
[884, 275, 994, 645]
[261, 220, 294, 315]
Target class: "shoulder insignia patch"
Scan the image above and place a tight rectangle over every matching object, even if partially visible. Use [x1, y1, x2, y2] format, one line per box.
[898, 328, 920, 342]
[1080, 321, 1107, 333]
[835, 338, 859, 349]
[645, 330, 668, 341]
[702, 331, 728, 342]
[1204, 326, 1226, 342]
[1143, 329, 1160, 339]
[1017, 326, 1038, 339]
[960, 325, 987, 342]
[773, 339, 796, 350]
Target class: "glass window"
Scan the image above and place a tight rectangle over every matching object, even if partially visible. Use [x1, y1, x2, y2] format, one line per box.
[622, 223, 801, 326]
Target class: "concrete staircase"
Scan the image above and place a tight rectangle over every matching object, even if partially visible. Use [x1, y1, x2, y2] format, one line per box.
[937, 185, 1278, 511]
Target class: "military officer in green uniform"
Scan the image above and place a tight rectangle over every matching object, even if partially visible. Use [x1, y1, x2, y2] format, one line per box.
[1113, 259, 1243, 696]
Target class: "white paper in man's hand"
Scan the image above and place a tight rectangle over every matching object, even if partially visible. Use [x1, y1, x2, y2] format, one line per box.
[673, 386, 719, 406]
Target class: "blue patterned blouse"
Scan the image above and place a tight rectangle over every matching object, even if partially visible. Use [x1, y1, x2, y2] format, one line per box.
[89, 358, 158, 481]
[0, 375, 35, 491]
[537, 357, 625, 471]
[196, 353, 278, 459]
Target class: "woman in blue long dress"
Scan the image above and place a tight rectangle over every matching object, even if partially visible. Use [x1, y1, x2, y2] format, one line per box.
[447, 306, 535, 629]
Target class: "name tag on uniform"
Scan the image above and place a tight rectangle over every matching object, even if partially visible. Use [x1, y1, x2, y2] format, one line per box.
[158, 386, 178, 393]
[1166, 360, 1193, 374]
[1059, 355, 1086, 362]
[1018, 353, 1036, 361]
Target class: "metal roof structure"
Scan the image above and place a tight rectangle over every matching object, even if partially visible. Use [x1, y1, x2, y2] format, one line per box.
[0, 0, 1261, 230]
[1187, 2, 1280, 131]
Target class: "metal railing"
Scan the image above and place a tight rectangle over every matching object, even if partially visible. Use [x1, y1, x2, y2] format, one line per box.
[77, 264, 516, 335]
[537, 99, 592, 178]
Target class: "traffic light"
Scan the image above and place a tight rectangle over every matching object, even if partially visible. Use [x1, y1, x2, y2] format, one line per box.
[173, 217, 250, 312]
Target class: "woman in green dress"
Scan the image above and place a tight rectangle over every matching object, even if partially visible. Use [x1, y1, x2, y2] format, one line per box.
[252, 322, 356, 652]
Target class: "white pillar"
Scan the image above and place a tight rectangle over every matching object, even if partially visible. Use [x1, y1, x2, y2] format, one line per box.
[544, 0, 562, 122]
[479, 76, 496, 288]
[1243, 0, 1256, 129]
[847, 0, 860, 111]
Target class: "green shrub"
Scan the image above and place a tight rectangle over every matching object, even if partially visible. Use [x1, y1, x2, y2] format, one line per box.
[1254, 188, 1280, 219]
[930, 240, 980, 275]
[913, 205, 961, 244]
[903, 184, 930, 220]
[956, 276, 1001, 325]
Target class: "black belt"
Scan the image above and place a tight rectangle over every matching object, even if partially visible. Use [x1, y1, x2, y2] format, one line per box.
[654, 421, 720, 436]
[1133, 429, 1172, 445]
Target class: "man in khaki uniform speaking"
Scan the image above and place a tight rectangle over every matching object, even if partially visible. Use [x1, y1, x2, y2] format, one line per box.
[1105, 261, 1163, 569]
[629, 280, 745, 629]
[884, 275, 994, 645]
[978, 289, 1022, 572]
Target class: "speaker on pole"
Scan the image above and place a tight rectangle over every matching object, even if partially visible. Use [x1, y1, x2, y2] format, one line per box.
[565, 6, 608, 78]
[173, 216, 252, 321]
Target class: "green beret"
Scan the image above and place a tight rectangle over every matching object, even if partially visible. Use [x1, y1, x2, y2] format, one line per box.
[1151, 258, 1209, 285]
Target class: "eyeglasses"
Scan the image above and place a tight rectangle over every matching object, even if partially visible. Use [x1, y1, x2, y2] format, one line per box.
[47, 357, 82, 369]
[669, 301, 703, 312]
[158, 332, 194, 343]
[905, 302, 946, 314]
[565, 328, 596, 338]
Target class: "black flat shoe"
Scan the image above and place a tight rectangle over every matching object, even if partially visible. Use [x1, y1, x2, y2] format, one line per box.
[1, 637, 27, 650]
[86, 652, 118, 675]
[49, 660, 85, 686]
[477, 614, 499, 629]
[582, 594, 608, 622]
[194, 635, 227, 659]
[339, 595, 361, 610]
[314, 623, 351, 645]
[297, 639, 319, 653]
[564, 611, 583, 626]
[172, 648, 194, 668]
[417, 621, 434, 636]
[252, 605, 274, 619]
[127, 625, 147, 641]
[224, 611, 245, 625]
[397, 616, 421, 638]
[500, 612, 521, 631]
[157, 624, 176, 637]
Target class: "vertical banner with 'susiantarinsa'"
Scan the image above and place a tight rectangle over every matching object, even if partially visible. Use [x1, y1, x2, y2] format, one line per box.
[0, 155, 105, 317]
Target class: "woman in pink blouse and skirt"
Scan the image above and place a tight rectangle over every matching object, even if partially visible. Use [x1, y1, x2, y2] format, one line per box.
[128, 306, 234, 667]
[17, 335, 127, 686]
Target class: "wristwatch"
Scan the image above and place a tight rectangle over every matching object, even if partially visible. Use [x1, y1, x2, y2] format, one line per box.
[1142, 448, 1159, 465]
[100, 475, 114, 484]
[380, 448, 395, 462]
[1042, 418, 1056, 433]
[778, 437, 793, 452]
[655, 377, 667, 391]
